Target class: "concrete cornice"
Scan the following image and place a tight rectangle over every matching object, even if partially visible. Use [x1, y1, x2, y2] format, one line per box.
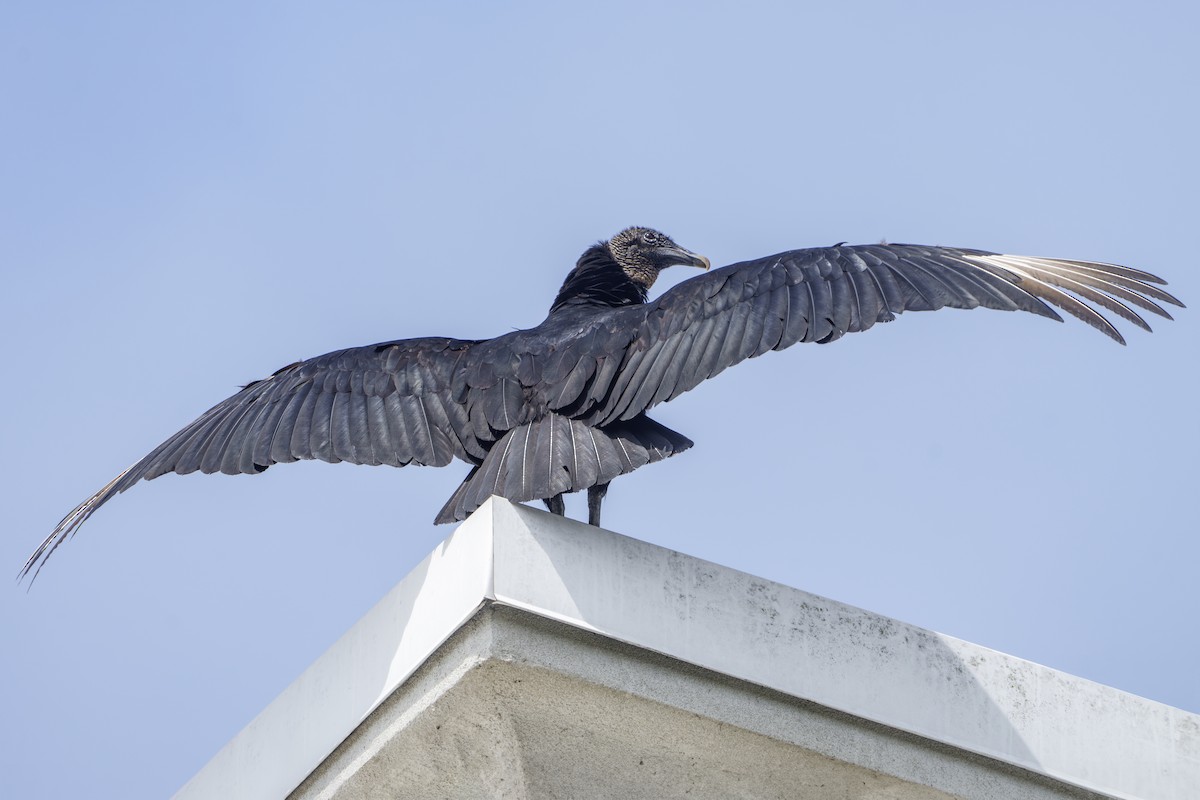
[174, 499, 1199, 800]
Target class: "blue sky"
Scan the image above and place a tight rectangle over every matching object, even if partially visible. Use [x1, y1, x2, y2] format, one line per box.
[3, 3, 1197, 797]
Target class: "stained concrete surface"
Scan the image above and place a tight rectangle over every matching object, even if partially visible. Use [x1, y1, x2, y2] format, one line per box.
[292, 608, 1111, 800]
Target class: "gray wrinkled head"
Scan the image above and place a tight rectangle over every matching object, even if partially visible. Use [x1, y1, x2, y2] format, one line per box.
[607, 227, 710, 288]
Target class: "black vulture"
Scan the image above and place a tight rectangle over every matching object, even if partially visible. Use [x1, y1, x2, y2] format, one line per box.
[22, 227, 1182, 581]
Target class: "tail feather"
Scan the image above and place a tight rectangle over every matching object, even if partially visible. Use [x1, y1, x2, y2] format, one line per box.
[434, 414, 692, 524]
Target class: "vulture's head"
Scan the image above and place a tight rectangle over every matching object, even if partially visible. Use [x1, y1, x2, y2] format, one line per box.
[607, 227, 710, 288]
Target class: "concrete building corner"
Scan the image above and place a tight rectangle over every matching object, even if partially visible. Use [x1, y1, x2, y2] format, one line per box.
[174, 499, 1199, 800]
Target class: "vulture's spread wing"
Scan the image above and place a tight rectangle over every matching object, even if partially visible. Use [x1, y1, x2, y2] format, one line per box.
[549, 244, 1182, 427]
[21, 336, 481, 582]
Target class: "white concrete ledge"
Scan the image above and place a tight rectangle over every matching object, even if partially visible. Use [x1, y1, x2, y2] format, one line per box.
[174, 499, 1199, 800]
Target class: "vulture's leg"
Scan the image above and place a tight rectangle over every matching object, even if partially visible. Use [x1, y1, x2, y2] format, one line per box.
[587, 483, 609, 527]
[544, 494, 565, 516]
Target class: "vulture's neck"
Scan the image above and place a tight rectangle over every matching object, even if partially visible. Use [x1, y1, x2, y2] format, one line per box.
[549, 244, 647, 314]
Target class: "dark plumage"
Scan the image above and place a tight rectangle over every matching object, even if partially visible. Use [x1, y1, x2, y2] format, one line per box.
[22, 227, 1183, 582]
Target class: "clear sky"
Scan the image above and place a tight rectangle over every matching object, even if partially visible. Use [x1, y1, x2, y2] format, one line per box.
[3, 3, 1197, 797]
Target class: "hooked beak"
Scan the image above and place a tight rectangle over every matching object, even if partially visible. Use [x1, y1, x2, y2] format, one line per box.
[658, 245, 711, 271]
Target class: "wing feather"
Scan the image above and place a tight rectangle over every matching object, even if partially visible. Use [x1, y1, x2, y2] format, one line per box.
[288, 376, 322, 460]
[366, 393, 400, 467]
[231, 396, 276, 474]
[309, 380, 337, 462]
[626, 331, 688, 419]
[259, 384, 306, 465]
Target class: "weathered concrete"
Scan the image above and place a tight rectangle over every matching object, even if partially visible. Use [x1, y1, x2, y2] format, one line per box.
[174, 499, 1200, 800]
[290, 608, 1115, 800]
